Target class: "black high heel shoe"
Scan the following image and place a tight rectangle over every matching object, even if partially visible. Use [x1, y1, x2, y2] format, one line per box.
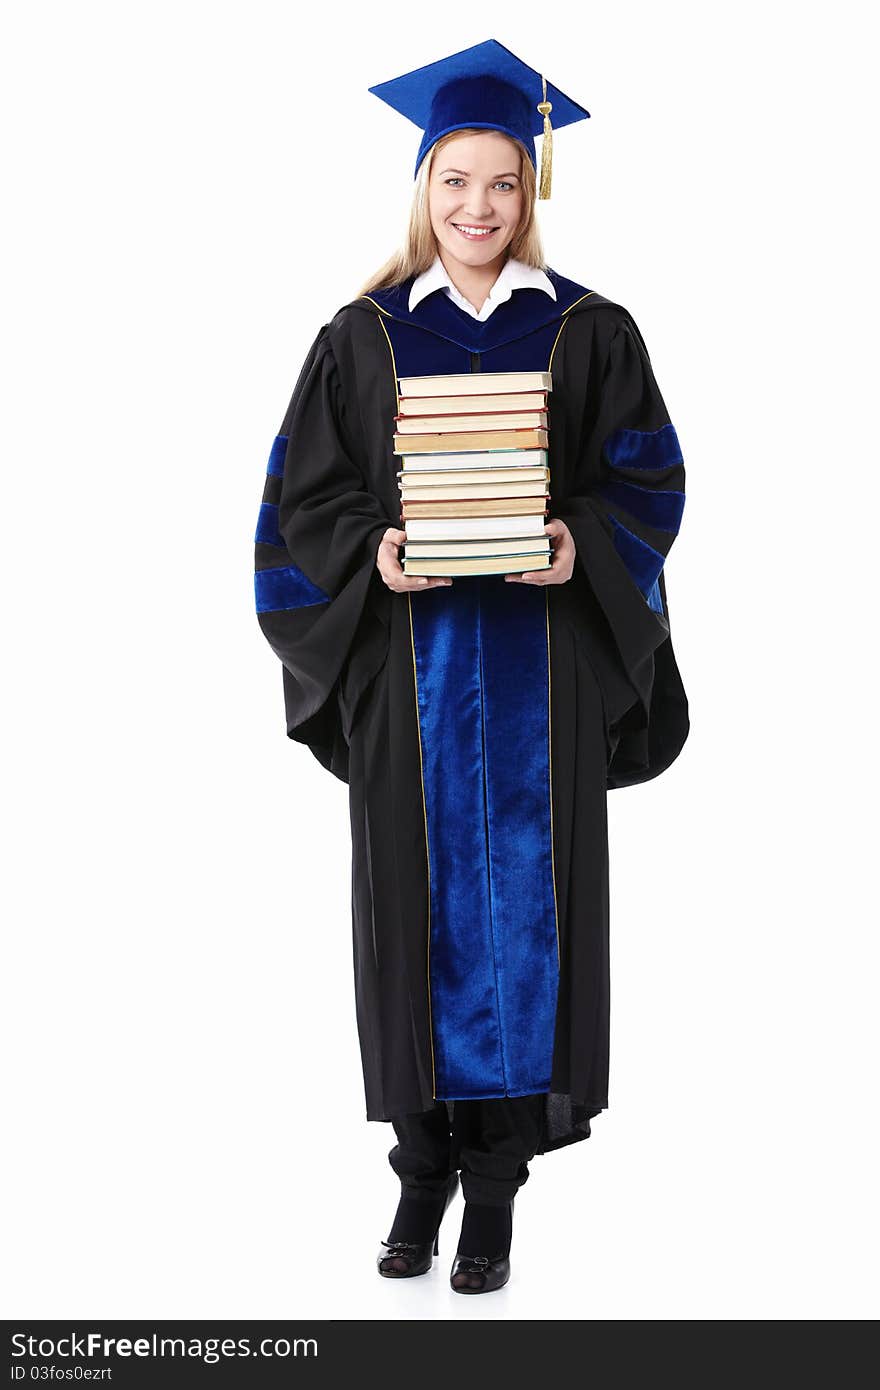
[449, 1251, 511, 1294]
[377, 1171, 460, 1278]
[450, 1199, 513, 1294]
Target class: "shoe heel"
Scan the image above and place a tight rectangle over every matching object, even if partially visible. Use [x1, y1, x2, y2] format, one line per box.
[433, 1232, 439, 1256]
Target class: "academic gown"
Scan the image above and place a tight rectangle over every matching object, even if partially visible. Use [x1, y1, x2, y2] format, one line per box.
[254, 268, 688, 1154]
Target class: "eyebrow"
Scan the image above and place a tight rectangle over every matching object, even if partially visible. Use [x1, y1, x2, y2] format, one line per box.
[437, 168, 520, 179]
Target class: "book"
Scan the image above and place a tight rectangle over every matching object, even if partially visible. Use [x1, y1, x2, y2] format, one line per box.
[403, 515, 549, 540]
[394, 427, 549, 454]
[401, 497, 548, 519]
[397, 370, 552, 397]
[403, 537, 551, 558]
[398, 466, 549, 486]
[400, 481, 550, 502]
[398, 390, 548, 416]
[396, 449, 548, 472]
[404, 553, 550, 577]
[395, 410, 548, 434]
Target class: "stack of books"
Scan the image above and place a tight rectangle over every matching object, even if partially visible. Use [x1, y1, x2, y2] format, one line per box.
[394, 370, 553, 577]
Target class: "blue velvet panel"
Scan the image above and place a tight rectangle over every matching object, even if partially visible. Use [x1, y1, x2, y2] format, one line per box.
[365, 265, 595, 359]
[254, 564, 329, 614]
[254, 501, 285, 549]
[607, 514, 666, 614]
[410, 577, 558, 1099]
[266, 434, 288, 477]
[645, 578, 663, 614]
[595, 478, 685, 534]
[479, 578, 559, 1089]
[605, 422, 683, 472]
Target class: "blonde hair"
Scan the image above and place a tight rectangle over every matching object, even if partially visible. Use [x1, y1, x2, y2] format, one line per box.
[354, 128, 548, 300]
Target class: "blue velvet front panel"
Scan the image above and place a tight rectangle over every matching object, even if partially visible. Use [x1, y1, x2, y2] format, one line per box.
[411, 578, 558, 1099]
[410, 579, 504, 1097]
[383, 289, 563, 1100]
[478, 577, 559, 1093]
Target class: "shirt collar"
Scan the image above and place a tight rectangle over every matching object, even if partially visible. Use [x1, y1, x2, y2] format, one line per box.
[408, 253, 557, 317]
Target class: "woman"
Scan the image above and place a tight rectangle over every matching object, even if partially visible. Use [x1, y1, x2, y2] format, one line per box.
[254, 40, 689, 1294]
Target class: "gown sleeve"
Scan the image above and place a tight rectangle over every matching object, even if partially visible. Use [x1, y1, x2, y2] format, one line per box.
[254, 322, 398, 782]
[553, 312, 688, 785]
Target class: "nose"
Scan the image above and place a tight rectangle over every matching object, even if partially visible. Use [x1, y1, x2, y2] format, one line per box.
[462, 192, 495, 220]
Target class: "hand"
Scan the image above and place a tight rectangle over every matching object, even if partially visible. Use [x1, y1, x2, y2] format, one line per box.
[504, 518, 576, 585]
[376, 528, 453, 593]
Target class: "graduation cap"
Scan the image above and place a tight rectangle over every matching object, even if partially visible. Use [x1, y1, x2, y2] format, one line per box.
[368, 39, 590, 200]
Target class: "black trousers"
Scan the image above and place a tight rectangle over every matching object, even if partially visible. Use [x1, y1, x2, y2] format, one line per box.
[388, 1094, 546, 1207]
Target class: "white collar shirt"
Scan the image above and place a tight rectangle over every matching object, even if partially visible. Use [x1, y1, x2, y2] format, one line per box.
[408, 253, 557, 322]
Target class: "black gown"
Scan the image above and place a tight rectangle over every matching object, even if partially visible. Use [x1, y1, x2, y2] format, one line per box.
[254, 267, 688, 1154]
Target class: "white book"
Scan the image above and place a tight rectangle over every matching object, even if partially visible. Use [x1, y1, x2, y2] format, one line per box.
[398, 370, 552, 397]
[403, 516, 548, 541]
[398, 390, 547, 416]
[399, 449, 548, 473]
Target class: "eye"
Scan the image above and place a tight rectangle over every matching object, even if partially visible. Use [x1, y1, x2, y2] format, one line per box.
[443, 178, 515, 191]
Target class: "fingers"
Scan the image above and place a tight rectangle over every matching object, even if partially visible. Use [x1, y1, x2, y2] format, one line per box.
[377, 529, 456, 589]
[504, 557, 574, 585]
[378, 564, 454, 593]
[385, 577, 453, 592]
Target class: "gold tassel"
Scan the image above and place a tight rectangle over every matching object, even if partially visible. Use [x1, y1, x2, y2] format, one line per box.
[537, 75, 553, 200]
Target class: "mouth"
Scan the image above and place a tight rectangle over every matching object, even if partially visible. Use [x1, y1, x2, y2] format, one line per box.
[451, 223, 500, 241]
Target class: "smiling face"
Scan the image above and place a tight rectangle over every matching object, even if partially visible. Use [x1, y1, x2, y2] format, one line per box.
[427, 130, 524, 272]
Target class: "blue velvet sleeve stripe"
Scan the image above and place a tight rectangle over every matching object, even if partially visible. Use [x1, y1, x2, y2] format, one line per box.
[254, 564, 330, 614]
[254, 501, 285, 548]
[605, 422, 683, 472]
[595, 478, 685, 534]
[267, 434, 289, 477]
[644, 578, 663, 615]
[607, 514, 667, 614]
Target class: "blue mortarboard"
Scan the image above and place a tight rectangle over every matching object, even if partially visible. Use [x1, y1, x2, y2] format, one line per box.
[368, 39, 590, 200]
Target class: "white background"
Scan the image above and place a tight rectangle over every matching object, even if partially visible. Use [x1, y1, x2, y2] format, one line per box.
[3, 0, 877, 1321]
